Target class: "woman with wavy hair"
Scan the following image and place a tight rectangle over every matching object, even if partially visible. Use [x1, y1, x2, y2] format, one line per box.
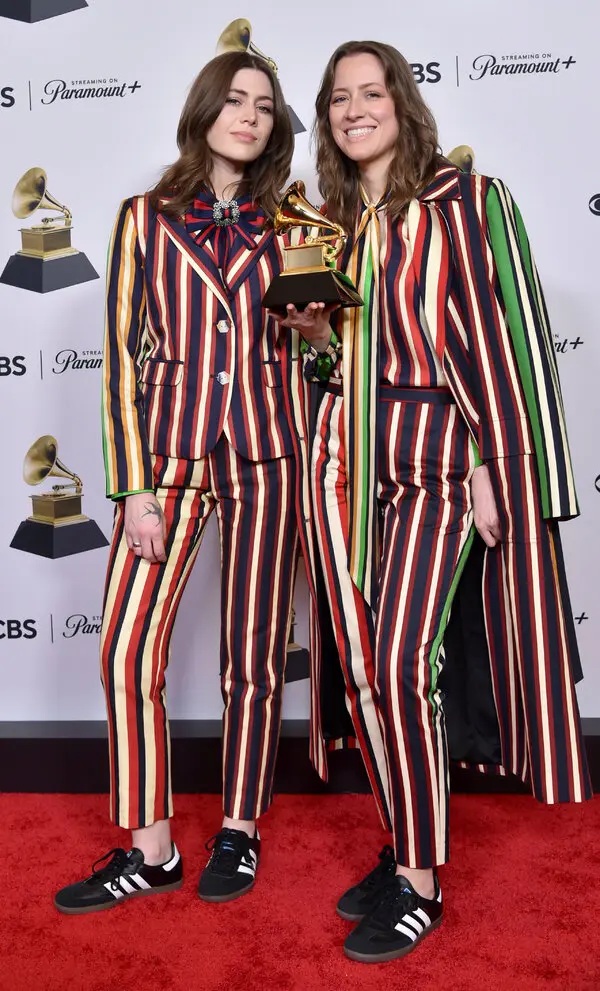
[282, 40, 590, 962]
[55, 50, 300, 913]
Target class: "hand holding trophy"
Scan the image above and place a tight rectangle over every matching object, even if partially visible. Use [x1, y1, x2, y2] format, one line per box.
[261, 180, 362, 314]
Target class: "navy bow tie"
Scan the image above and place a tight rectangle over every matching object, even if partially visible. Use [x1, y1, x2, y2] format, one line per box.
[184, 189, 266, 273]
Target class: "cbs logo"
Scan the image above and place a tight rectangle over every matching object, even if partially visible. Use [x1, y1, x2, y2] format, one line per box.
[0, 619, 37, 640]
[1, 86, 16, 109]
[0, 356, 26, 376]
[411, 62, 442, 84]
[589, 194, 600, 216]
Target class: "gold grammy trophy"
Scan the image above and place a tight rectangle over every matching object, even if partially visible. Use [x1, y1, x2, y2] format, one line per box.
[0, 1, 88, 23]
[261, 180, 363, 312]
[0, 167, 99, 293]
[10, 436, 108, 558]
[216, 18, 305, 135]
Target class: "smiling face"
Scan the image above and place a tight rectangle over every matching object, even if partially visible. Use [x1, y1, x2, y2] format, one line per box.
[206, 67, 274, 169]
[328, 52, 399, 171]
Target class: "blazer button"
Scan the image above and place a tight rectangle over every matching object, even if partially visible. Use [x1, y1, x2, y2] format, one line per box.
[216, 371, 230, 385]
[216, 319, 231, 334]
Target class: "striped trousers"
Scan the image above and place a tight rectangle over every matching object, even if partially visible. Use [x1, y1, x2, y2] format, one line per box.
[100, 437, 297, 829]
[312, 386, 476, 868]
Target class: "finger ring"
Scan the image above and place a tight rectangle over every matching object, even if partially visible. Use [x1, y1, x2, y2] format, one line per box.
[132, 541, 141, 548]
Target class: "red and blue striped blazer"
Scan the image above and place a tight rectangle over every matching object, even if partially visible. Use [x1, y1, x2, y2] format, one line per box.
[102, 195, 295, 497]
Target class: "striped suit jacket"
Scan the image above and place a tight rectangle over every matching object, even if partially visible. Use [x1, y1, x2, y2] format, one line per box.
[290, 163, 581, 789]
[102, 195, 295, 497]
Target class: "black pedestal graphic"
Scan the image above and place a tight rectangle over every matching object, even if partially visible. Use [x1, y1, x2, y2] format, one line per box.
[0, 0, 88, 22]
[0, 252, 99, 293]
[10, 518, 108, 558]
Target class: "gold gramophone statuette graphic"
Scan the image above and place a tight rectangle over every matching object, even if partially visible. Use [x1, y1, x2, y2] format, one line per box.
[0, 1, 88, 23]
[10, 435, 108, 558]
[261, 180, 363, 313]
[447, 144, 476, 173]
[216, 18, 305, 135]
[0, 167, 99, 293]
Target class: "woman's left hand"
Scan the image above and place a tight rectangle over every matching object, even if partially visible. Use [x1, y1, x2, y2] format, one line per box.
[268, 301, 338, 351]
[471, 464, 502, 547]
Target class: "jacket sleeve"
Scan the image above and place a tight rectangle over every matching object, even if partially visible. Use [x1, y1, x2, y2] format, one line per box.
[485, 178, 578, 519]
[101, 198, 154, 499]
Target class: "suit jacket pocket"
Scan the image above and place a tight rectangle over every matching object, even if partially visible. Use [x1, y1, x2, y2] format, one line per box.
[139, 357, 184, 387]
[262, 360, 284, 389]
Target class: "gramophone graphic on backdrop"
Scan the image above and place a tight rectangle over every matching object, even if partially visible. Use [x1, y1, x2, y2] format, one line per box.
[10, 435, 108, 558]
[216, 19, 306, 136]
[0, 167, 99, 292]
[0, 0, 87, 22]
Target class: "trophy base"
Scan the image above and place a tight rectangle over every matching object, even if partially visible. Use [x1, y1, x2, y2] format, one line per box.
[0, 0, 88, 21]
[10, 518, 109, 558]
[0, 251, 99, 293]
[284, 645, 310, 684]
[262, 269, 363, 313]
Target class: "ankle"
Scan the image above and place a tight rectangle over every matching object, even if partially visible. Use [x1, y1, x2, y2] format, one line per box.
[137, 841, 173, 867]
[131, 822, 173, 867]
[395, 865, 436, 900]
[221, 816, 256, 838]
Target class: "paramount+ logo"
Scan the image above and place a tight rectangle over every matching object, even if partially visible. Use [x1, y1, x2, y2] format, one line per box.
[0, 619, 37, 640]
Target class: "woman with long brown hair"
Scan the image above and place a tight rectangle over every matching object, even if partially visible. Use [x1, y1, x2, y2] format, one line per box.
[281, 40, 590, 962]
[55, 50, 301, 912]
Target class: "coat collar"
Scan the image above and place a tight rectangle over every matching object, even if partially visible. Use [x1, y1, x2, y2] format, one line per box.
[418, 164, 462, 202]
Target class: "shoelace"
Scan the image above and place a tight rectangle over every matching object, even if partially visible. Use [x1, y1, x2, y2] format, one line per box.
[369, 879, 420, 930]
[89, 848, 130, 891]
[205, 830, 249, 874]
[359, 844, 396, 890]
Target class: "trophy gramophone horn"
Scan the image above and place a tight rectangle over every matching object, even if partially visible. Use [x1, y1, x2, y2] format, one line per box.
[274, 181, 346, 248]
[216, 18, 278, 73]
[446, 145, 475, 173]
[11, 167, 72, 223]
[23, 435, 82, 488]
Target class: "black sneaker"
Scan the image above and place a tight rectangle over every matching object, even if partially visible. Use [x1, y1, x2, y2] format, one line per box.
[337, 845, 396, 921]
[198, 827, 260, 902]
[54, 844, 183, 915]
[344, 874, 443, 963]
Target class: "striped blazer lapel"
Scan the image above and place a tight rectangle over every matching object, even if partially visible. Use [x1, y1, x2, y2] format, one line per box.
[225, 230, 277, 297]
[156, 213, 231, 312]
[406, 165, 463, 364]
[406, 198, 453, 364]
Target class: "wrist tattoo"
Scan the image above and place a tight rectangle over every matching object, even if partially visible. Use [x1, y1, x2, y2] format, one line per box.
[141, 501, 163, 527]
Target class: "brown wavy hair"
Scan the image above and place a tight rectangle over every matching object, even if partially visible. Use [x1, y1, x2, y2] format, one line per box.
[149, 52, 293, 220]
[314, 41, 441, 232]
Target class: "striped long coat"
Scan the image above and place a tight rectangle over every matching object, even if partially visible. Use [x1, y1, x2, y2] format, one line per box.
[285, 165, 590, 803]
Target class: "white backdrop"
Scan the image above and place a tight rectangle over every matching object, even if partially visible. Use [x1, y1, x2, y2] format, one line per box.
[0, 0, 598, 724]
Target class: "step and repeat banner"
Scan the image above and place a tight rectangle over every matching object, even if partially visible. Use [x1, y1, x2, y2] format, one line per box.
[0, 0, 598, 725]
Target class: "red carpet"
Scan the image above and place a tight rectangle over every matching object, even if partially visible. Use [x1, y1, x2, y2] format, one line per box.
[1, 793, 599, 991]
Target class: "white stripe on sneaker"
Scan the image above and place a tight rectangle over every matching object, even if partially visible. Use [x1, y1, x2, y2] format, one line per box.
[237, 864, 255, 877]
[394, 922, 419, 941]
[129, 873, 151, 890]
[401, 914, 424, 935]
[415, 907, 432, 927]
[103, 882, 125, 900]
[163, 844, 180, 872]
[118, 877, 138, 895]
